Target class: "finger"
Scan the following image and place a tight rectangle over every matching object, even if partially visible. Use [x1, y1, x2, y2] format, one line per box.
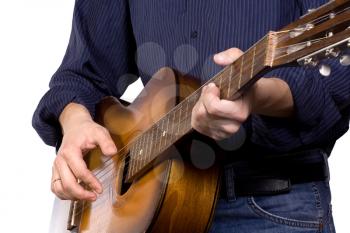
[209, 118, 241, 135]
[193, 112, 239, 138]
[94, 127, 118, 156]
[211, 131, 232, 141]
[202, 83, 221, 115]
[51, 163, 70, 200]
[197, 123, 232, 141]
[55, 156, 97, 201]
[213, 48, 243, 66]
[65, 148, 103, 194]
[52, 178, 70, 200]
[203, 91, 248, 122]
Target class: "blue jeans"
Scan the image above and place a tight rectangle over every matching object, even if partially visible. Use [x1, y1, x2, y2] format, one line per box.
[209, 181, 336, 233]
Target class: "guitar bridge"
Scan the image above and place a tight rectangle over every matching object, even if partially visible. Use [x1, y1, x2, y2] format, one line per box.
[67, 200, 82, 231]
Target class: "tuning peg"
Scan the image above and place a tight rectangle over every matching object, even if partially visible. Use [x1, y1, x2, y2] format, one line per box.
[300, 57, 318, 67]
[319, 64, 332, 77]
[325, 48, 340, 58]
[289, 27, 305, 38]
[305, 23, 314, 30]
[326, 31, 334, 38]
[289, 24, 314, 38]
[340, 55, 350, 66]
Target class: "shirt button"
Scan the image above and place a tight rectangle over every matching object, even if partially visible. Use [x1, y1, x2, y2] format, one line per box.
[190, 30, 198, 39]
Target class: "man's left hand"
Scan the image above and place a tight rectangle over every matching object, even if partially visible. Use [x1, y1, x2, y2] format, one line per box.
[191, 48, 252, 140]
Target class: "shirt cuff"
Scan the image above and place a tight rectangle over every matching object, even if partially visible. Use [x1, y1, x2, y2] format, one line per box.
[32, 85, 105, 147]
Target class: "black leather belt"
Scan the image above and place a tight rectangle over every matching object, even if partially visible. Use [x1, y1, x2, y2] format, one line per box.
[220, 149, 330, 199]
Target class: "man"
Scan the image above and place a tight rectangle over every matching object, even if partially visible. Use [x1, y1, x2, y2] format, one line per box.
[33, 0, 350, 232]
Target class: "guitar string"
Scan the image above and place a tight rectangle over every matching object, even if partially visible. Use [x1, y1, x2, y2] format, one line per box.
[91, 28, 347, 183]
[72, 112, 198, 217]
[70, 33, 334, 218]
[87, 50, 268, 182]
[90, 51, 268, 183]
[72, 33, 335, 210]
[83, 31, 346, 208]
[72, 33, 332, 205]
[69, 7, 350, 216]
[71, 51, 270, 217]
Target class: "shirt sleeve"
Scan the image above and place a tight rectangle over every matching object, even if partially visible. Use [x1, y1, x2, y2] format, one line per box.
[32, 0, 138, 147]
[250, 64, 350, 152]
[249, 0, 350, 151]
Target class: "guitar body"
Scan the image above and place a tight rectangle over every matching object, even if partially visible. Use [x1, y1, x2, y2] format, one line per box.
[49, 67, 221, 233]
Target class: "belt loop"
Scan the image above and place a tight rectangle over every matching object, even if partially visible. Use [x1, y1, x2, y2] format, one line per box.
[224, 164, 236, 202]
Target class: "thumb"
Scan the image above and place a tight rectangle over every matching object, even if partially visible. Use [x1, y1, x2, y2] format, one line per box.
[95, 129, 118, 156]
[205, 83, 220, 98]
[214, 48, 243, 66]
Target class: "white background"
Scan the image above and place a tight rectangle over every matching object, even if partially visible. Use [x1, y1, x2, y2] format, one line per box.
[0, 1, 349, 232]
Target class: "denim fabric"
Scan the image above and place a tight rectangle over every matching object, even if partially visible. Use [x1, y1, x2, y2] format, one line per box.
[210, 181, 335, 233]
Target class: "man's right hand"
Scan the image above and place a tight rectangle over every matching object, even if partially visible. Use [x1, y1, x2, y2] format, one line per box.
[51, 103, 117, 201]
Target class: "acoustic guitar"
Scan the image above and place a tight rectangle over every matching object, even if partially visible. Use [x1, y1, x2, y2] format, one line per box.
[49, 1, 350, 232]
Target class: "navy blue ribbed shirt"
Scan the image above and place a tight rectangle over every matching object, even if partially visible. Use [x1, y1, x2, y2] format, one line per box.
[33, 0, 350, 158]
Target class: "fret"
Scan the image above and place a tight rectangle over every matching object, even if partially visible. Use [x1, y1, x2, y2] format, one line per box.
[128, 137, 136, 179]
[159, 118, 165, 153]
[171, 109, 177, 141]
[130, 140, 138, 178]
[251, 46, 256, 79]
[185, 97, 190, 123]
[185, 98, 191, 133]
[219, 74, 222, 90]
[129, 154, 135, 180]
[177, 107, 182, 134]
[134, 134, 142, 174]
[139, 131, 148, 173]
[164, 112, 170, 147]
[154, 122, 162, 155]
[135, 135, 144, 178]
[238, 55, 244, 89]
[139, 132, 146, 172]
[136, 134, 144, 170]
[227, 64, 233, 99]
[148, 128, 154, 161]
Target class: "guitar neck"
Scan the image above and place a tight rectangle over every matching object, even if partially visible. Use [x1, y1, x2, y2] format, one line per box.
[125, 33, 277, 182]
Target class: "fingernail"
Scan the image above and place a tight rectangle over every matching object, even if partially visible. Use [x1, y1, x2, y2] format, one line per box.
[208, 83, 216, 88]
[108, 145, 117, 154]
[214, 53, 225, 62]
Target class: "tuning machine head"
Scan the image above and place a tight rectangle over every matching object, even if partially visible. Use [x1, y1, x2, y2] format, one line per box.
[300, 57, 319, 67]
[298, 56, 332, 77]
[325, 48, 340, 58]
[340, 55, 350, 66]
[319, 64, 332, 77]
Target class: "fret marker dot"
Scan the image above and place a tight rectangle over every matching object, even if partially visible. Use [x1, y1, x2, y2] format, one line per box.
[139, 149, 143, 155]
[162, 131, 167, 136]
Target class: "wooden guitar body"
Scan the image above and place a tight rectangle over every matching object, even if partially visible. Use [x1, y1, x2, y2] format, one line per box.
[49, 68, 221, 233]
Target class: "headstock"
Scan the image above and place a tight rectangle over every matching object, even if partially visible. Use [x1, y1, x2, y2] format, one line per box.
[269, 0, 350, 76]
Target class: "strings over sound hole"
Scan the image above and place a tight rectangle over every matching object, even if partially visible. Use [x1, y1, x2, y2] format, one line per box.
[118, 153, 132, 195]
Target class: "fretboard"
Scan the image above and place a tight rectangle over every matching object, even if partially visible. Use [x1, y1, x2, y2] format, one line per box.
[125, 34, 273, 182]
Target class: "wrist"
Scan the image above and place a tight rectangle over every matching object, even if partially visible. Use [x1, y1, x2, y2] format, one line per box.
[247, 77, 294, 117]
[59, 103, 93, 134]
